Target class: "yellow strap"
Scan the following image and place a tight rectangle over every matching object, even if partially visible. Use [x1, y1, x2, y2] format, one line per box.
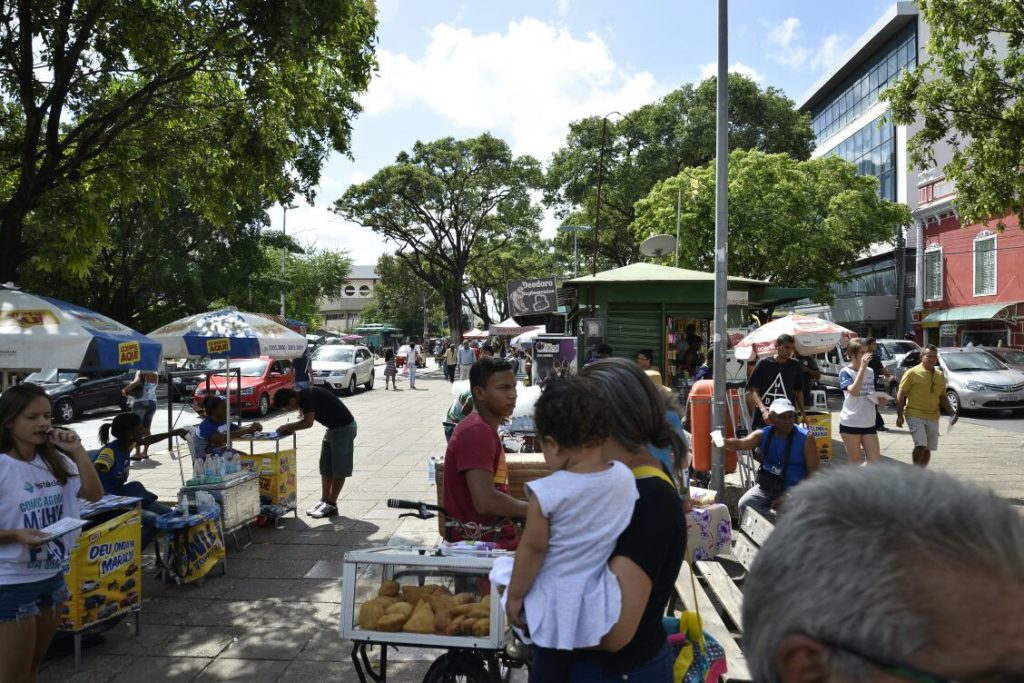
[631, 465, 675, 489]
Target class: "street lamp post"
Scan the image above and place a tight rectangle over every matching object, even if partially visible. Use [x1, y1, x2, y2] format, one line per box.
[711, 0, 730, 500]
[281, 203, 297, 317]
[557, 225, 591, 278]
[593, 111, 630, 276]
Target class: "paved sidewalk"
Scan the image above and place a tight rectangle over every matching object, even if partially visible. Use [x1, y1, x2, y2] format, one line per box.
[40, 368, 1023, 681]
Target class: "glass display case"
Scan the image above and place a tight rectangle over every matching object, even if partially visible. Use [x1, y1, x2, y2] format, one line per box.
[340, 545, 508, 650]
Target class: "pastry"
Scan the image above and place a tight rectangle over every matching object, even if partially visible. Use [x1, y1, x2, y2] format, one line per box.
[481, 595, 491, 609]
[451, 592, 476, 606]
[445, 615, 466, 636]
[375, 612, 407, 632]
[403, 599, 435, 634]
[460, 617, 479, 635]
[385, 602, 413, 619]
[358, 601, 384, 630]
[472, 619, 490, 637]
[378, 580, 400, 597]
[431, 598, 451, 633]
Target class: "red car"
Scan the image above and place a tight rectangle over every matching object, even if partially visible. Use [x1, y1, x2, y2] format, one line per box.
[192, 357, 294, 417]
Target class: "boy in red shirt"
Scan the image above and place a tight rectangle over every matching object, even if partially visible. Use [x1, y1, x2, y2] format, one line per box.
[442, 356, 526, 549]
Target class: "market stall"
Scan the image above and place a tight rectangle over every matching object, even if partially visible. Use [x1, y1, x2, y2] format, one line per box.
[236, 431, 299, 522]
[154, 506, 226, 585]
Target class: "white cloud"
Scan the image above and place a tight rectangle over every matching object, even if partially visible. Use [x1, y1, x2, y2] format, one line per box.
[766, 17, 810, 69]
[278, 202, 388, 266]
[361, 18, 666, 159]
[556, 0, 570, 18]
[812, 33, 849, 71]
[698, 61, 765, 83]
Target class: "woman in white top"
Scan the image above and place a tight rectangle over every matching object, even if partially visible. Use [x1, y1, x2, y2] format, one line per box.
[504, 376, 637, 678]
[0, 383, 103, 682]
[839, 338, 887, 465]
[122, 370, 159, 459]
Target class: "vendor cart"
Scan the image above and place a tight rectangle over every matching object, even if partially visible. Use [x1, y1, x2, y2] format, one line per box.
[236, 431, 299, 523]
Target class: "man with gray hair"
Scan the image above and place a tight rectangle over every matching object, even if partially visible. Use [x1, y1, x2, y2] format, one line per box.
[743, 464, 1024, 682]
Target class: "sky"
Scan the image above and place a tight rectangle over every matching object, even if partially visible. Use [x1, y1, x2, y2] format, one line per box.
[273, 0, 898, 267]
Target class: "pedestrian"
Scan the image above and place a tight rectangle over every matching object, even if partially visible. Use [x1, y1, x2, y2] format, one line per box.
[0, 384, 103, 683]
[895, 344, 957, 467]
[792, 347, 821, 410]
[94, 413, 186, 547]
[292, 347, 311, 391]
[479, 343, 494, 358]
[838, 338, 884, 465]
[193, 395, 263, 458]
[121, 369, 159, 460]
[745, 334, 807, 429]
[636, 349, 654, 371]
[997, 338, 1007, 347]
[864, 337, 894, 431]
[406, 339, 419, 389]
[383, 348, 398, 390]
[743, 464, 1024, 683]
[504, 377, 636, 674]
[273, 386, 357, 519]
[693, 354, 713, 382]
[457, 339, 475, 381]
[444, 343, 457, 383]
[724, 398, 819, 517]
[595, 343, 613, 360]
[444, 388, 473, 441]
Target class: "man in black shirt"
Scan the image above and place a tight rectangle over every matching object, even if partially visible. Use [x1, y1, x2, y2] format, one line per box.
[274, 387, 356, 519]
[865, 338, 894, 431]
[746, 333, 806, 429]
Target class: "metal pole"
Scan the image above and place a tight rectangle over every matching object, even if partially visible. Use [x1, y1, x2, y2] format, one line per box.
[573, 230, 579, 278]
[593, 117, 608, 277]
[711, 0, 729, 500]
[280, 205, 288, 317]
[675, 187, 682, 268]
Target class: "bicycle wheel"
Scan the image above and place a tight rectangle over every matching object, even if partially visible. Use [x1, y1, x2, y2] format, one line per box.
[422, 652, 492, 683]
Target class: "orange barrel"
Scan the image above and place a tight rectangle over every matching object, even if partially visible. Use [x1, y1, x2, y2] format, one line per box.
[688, 380, 739, 474]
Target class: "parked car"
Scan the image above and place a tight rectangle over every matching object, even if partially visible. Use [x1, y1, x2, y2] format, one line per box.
[192, 357, 294, 417]
[310, 344, 374, 395]
[934, 347, 1024, 414]
[981, 346, 1024, 372]
[24, 369, 131, 423]
[396, 344, 426, 369]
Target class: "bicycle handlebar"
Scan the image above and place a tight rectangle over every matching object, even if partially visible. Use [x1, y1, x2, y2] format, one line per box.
[387, 499, 448, 520]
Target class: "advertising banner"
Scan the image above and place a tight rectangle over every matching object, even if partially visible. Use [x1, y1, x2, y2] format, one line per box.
[61, 508, 142, 631]
[531, 336, 578, 385]
[507, 278, 558, 317]
[176, 515, 225, 584]
[240, 448, 297, 511]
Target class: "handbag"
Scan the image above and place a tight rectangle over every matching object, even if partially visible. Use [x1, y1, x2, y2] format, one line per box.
[755, 428, 796, 497]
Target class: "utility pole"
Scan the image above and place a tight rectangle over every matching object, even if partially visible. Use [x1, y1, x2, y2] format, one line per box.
[711, 0, 730, 500]
[281, 203, 297, 317]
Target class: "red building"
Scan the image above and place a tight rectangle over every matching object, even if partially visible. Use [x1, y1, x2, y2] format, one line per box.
[913, 175, 1024, 347]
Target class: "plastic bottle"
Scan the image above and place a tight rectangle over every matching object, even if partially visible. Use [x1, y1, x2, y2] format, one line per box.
[428, 456, 437, 486]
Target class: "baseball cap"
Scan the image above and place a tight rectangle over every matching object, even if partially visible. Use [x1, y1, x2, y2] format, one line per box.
[768, 398, 796, 415]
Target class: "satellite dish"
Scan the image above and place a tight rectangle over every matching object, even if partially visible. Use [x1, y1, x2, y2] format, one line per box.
[640, 234, 678, 259]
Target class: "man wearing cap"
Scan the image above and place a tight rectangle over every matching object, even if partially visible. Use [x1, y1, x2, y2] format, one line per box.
[724, 398, 819, 516]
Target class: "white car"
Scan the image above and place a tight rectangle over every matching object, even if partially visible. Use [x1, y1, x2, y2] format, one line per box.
[310, 344, 374, 395]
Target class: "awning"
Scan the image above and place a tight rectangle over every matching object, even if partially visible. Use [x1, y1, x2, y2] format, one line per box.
[922, 302, 1019, 324]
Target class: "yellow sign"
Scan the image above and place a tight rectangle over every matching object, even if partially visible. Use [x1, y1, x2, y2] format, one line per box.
[206, 338, 231, 355]
[118, 342, 141, 365]
[61, 508, 142, 631]
[804, 411, 833, 461]
[0, 309, 59, 329]
[240, 448, 297, 510]
[177, 516, 225, 583]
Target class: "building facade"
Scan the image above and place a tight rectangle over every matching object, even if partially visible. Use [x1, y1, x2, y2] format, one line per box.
[318, 265, 378, 332]
[796, 2, 928, 338]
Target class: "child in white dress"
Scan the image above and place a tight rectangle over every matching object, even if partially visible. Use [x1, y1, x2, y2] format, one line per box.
[504, 376, 638, 679]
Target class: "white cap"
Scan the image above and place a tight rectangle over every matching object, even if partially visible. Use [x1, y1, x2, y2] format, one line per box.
[768, 398, 796, 415]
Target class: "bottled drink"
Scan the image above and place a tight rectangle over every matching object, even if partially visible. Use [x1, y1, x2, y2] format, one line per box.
[428, 456, 437, 486]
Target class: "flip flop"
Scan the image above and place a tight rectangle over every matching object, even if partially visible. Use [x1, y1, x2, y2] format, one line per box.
[130, 456, 145, 461]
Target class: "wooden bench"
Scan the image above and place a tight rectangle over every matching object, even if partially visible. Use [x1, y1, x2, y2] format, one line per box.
[672, 507, 775, 682]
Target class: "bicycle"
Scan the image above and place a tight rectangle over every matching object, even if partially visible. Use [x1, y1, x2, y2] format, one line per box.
[344, 499, 531, 683]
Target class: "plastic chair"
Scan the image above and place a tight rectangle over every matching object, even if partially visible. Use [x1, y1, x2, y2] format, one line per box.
[810, 389, 828, 410]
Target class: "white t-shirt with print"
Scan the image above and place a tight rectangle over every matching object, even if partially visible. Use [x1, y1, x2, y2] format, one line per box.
[0, 453, 82, 584]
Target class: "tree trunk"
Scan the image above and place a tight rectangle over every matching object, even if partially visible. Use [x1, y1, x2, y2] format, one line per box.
[0, 209, 28, 284]
[446, 288, 464, 343]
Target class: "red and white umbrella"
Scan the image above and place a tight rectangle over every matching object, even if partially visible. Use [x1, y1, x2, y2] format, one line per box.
[734, 314, 856, 360]
[463, 328, 489, 339]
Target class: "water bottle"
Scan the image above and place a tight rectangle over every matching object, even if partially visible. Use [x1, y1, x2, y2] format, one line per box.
[428, 456, 437, 486]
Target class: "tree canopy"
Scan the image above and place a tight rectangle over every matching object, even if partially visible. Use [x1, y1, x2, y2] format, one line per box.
[633, 150, 911, 301]
[0, 0, 378, 282]
[335, 134, 544, 341]
[882, 0, 1024, 227]
[464, 236, 561, 327]
[546, 74, 815, 269]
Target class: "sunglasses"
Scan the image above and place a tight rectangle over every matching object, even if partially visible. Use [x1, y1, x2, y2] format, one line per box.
[819, 639, 951, 683]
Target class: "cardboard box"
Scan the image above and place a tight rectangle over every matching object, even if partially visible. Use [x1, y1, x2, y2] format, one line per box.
[240, 447, 297, 510]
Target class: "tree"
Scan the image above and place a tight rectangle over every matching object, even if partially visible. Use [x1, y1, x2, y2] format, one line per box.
[633, 151, 911, 301]
[464, 236, 561, 325]
[546, 74, 814, 269]
[359, 253, 445, 337]
[882, 0, 1024, 227]
[334, 134, 544, 341]
[0, 0, 377, 282]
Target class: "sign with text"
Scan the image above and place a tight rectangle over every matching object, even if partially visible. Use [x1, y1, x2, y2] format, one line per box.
[507, 278, 558, 317]
[532, 336, 578, 385]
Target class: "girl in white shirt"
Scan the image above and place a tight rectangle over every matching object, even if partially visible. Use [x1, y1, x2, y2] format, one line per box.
[0, 383, 103, 682]
[839, 338, 887, 465]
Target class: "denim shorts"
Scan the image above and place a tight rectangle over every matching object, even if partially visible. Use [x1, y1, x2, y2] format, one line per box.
[132, 399, 157, 428]
[0, 572, 69, 623]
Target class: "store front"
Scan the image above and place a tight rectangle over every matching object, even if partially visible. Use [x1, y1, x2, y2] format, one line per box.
[918, 301, 1023, 348]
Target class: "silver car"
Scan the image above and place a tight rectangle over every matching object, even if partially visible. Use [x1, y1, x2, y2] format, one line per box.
[310, 344, 375, 395]
[937, 348, 1024, 414]
[981, 346, 1024, 372]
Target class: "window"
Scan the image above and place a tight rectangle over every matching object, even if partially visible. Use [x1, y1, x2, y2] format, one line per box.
[924, 246, 943, 301]
[973, 231, 996, 296]
[358, 285, 371, 297]
[344, 285, 356, 296]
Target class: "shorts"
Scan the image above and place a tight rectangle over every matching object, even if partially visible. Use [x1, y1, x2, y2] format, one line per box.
[0, 572, 69, 623]
[906, 416, 939, 451]
[132, 399, 157, 428]
[294, 381, 311, 391]
[321, 422, 357, 478]
[839, 424, 877, 435]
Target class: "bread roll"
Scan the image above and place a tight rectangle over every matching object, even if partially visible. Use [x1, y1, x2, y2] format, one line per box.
[385, 602, 413, 619]
[378, 580, 400, 597]
[451, 592, 476, 606]
[445, 615, 466, 636]
[376, 612, 407, 632]
[472, 619, 490, 637]
[358, 601, 384, 630]
[403, 599, 435, 634]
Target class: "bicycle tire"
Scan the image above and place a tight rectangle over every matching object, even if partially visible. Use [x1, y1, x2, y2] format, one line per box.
[422, 652, 492, 683]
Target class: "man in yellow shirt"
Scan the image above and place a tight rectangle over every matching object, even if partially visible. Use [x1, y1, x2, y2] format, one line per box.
[895, 345, 957, 467]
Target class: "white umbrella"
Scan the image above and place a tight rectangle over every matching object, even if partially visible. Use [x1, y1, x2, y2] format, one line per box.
[148, 307, 307, 479]
[510, 326, 546, 347]
[734, 313, 856, 361]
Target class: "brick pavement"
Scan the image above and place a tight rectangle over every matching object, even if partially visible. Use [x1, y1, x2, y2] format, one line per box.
[39, 366, 1024, 681]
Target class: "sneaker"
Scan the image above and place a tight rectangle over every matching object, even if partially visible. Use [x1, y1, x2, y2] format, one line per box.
[305, 501, 327, 517]
[309, 502, 337, 519]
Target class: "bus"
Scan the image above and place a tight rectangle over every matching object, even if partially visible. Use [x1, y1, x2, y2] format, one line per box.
[352, 324, 402, 352]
